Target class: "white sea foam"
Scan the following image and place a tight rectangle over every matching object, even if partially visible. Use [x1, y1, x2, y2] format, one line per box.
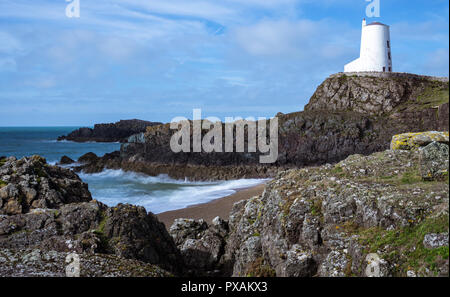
[79, 169, 268, 214]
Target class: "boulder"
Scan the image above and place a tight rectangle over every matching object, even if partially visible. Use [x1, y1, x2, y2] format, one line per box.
[419, 142, 449, 181]
[391, 131, 449, 150]
[78, 152, 99, 164]
[423, 233, 449, 249]
[59, 155, 75, 165]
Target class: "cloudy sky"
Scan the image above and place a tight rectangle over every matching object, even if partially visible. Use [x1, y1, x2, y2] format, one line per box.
[0, 0, 448, 126]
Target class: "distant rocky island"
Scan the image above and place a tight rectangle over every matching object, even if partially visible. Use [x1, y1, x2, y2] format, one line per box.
[57, 119, 162, 143]
[1, 72, 448, 277]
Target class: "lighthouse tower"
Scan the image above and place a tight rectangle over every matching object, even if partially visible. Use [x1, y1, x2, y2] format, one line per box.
[344, 19, 392, 72]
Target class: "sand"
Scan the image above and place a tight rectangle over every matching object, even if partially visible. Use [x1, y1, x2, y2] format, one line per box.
[156, 183, 266, 230]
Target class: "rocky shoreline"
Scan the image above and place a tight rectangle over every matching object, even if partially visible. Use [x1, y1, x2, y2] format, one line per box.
[1, 131, 448, 277]
[1, 72, 448, 277]
[66, 73, 449, 181]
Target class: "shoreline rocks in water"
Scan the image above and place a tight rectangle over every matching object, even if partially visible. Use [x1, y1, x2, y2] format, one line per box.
[0, 130, 448, 277]
[57, 119, 162, 143]
[0, 156, 183, 276]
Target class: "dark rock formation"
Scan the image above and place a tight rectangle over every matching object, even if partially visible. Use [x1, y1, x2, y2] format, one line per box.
[0, 156, 183, 275]
[58, 155, 74, 165]
[76, 73, 449, 181]
[78, 152, 99, 164]
[57, 119, 162, 143]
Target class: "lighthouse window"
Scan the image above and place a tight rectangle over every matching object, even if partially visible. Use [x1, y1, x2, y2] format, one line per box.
[387, 41, 390, 48]
[388, 52, 391, 60]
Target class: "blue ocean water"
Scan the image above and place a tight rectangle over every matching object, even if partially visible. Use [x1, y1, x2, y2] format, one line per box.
[0, 127, 120, 164]
[0, 127, 266, 214]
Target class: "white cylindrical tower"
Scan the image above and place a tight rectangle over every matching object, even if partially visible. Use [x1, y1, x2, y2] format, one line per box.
[344, 20, 392, 72]
[360, 22, 392, 72]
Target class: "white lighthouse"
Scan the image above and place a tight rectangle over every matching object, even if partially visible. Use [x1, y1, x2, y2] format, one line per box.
[344, 19, 392, 72]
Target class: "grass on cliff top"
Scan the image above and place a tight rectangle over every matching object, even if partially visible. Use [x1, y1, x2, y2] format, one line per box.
[392, 81, 449, 113]
[356, 215, 449, 276]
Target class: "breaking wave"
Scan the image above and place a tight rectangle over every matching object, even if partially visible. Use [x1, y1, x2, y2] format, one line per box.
[79, 169, 268, 214]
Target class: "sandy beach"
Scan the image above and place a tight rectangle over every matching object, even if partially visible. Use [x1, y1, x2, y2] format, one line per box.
[156, 183, 266, 229]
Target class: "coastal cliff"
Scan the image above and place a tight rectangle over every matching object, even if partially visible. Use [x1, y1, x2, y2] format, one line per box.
[77, 72, 449, 180]
[57, 119, 162, 143]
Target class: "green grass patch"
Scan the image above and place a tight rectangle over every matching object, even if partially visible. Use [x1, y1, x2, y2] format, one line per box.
[0, 180, 7, 188]
[356, 215, 449, 276]
[417, 83, 449, 108]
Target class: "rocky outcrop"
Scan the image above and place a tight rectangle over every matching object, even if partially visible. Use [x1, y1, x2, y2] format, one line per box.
[305, 72, 449, 116]
[169, 217, 229, 276]
[75, 73, 449, 181]
[0, 155, 91, 215]
[218, 146, 449, 277]
[170, 142, 449, 277]
[57, 119, 162, 143]
[0, 156, 183, 276]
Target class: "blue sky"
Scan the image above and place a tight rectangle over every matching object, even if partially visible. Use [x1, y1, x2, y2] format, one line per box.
[0, 0, 448, 126]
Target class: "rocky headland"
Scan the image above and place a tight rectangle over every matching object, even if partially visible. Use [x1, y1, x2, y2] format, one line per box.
[2, 131, 447, 277]
[57, 119, 162, 143]
[74, 72, 449, 181]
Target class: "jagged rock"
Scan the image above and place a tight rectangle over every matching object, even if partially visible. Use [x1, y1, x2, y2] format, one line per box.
[305, 73, 449, 116]
[169, 218, 208, 246]
[419, 142, 449, 181]
[169, 217, 229, 275]
[391, 131, 449, 150]
[102, 203, 182, 273]
[0, 156, 184, 276]
[59, 155, 75, 165]
[57, 119, 162, 143]
[0, 156, 91, 215]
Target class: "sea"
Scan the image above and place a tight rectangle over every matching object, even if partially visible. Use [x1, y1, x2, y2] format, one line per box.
[0, 127, 266, 214]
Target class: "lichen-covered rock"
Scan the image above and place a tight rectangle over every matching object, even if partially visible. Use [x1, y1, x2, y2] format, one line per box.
[423, 233, 449, 249]
[0, 156, 184, 276]
[419, 142, 449, 181]
[102, 203, 183, 273]
[391, 131, 449, 150]
[0, 156, 91, 215]
[305, 73, 449, 116]
[169, 217, 229, 276]
[222, 149, 449, 277]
